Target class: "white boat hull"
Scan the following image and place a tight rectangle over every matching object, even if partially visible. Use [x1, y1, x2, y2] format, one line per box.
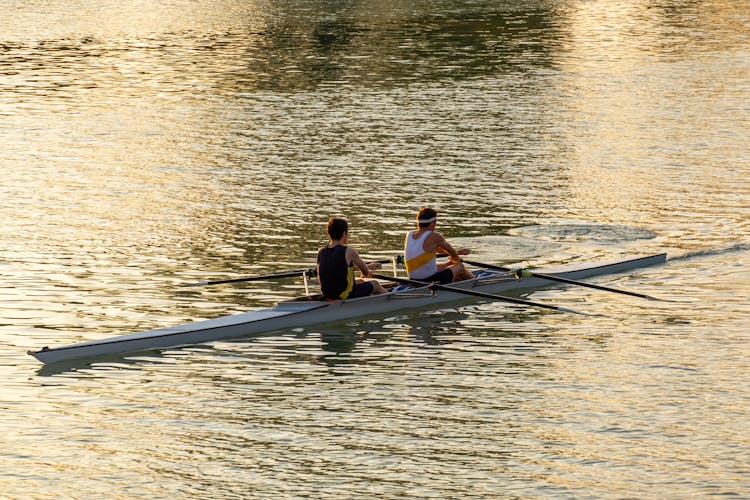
[29, 253, 666, 364]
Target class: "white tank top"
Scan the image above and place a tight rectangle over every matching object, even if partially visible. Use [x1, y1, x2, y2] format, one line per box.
[404, 230, 438, 279]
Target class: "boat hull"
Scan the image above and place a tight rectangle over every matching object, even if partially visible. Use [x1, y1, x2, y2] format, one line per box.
[29, 253, 666, 364]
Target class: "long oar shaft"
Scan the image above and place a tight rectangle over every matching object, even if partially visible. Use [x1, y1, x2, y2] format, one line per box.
[187, 257, 399, 287]
[461, 259, 661, 301]
[371, 274, 593, 316]
[186, 269, 312, 287]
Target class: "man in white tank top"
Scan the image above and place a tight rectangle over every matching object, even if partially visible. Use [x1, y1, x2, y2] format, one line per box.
[403, 207, 473, 283]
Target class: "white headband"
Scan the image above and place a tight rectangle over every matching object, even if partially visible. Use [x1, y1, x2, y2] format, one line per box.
[417, 216, 437, 224]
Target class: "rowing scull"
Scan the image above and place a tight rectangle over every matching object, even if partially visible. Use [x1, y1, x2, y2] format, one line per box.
[28, 253, 666, 365]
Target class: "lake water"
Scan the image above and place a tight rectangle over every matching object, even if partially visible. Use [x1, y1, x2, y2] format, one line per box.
[1, 0, 748, 497]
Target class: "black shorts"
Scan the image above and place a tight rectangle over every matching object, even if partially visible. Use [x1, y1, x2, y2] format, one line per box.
[420, 269, 454, 284]
[347, 281, 374, 298]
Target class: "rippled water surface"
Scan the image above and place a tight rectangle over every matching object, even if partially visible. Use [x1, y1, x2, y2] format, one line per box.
[1, 0, 748, 498]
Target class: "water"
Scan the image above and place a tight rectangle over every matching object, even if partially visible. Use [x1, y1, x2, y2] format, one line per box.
[1, 0, 749, 497]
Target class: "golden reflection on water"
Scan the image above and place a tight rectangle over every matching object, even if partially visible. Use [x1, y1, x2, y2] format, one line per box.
[1, 0, 749, 498]
[551, 0, 750, 229]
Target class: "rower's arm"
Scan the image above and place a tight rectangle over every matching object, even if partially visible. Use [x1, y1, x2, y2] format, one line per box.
[347, 248, 375, 278]
[434, 234, 470, 263]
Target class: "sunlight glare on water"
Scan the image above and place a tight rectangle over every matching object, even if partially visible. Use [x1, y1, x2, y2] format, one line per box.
[0, 0, 748, 497]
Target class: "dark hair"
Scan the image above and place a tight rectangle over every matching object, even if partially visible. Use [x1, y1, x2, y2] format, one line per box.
[417, 207, 437, 229]
[326, 217, 348, 240]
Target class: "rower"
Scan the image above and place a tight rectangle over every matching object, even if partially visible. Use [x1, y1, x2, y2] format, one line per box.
[316, 217, 387, 300]
[404, 207, 473, 283]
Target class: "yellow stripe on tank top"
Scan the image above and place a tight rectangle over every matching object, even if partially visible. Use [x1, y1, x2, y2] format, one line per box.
[405, 252, 436, 274]
[339, 265, 355, 299]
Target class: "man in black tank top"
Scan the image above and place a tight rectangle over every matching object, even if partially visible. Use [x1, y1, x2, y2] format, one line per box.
[317, 218, 387, 300]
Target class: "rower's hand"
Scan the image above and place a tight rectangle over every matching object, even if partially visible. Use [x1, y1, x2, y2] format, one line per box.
[458, 248, 471, 256]
[367, 262, 382, 271]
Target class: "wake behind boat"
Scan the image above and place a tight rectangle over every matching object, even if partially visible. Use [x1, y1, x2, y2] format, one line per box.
[28, 253, 667, 365]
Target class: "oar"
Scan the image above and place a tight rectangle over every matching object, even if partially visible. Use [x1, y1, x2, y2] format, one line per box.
[185, 257, 399, 287]
[185, 268, 316, 287]
[460, 258, 662, 301]
[371, 274, 598, 316]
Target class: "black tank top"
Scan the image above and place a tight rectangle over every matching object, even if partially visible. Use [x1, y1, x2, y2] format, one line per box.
[317, 245, 354, 299]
